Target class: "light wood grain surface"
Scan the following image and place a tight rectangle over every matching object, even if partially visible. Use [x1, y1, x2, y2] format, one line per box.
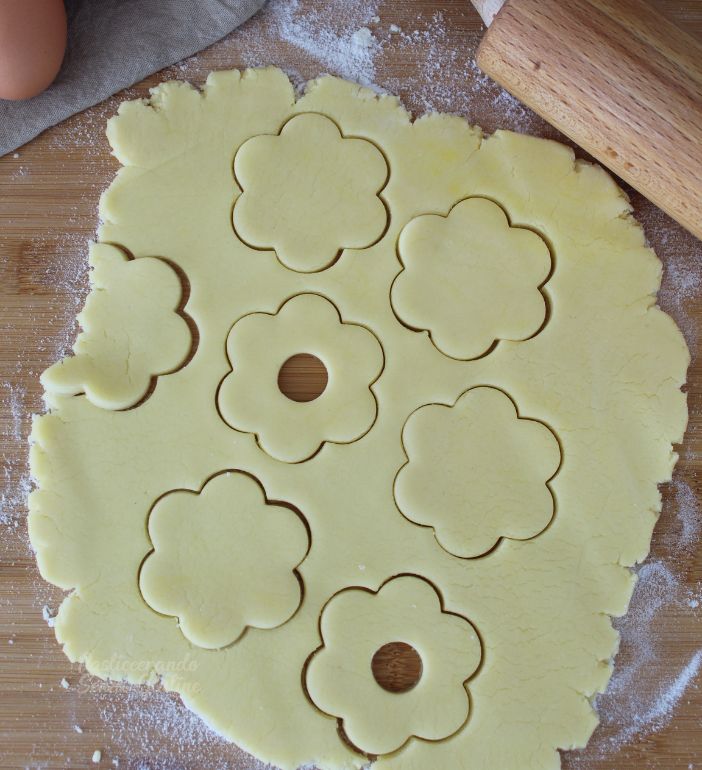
[478, 0, 702, 240]
[1, 2, 701, 769]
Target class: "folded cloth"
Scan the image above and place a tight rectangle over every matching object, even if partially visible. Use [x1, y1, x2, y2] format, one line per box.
[0, 0, 266, 156]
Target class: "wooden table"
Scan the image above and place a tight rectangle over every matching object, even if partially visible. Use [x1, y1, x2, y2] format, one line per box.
[1, 1, 701, 768]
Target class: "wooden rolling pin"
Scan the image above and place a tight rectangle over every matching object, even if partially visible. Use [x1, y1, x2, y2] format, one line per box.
[471, 0, 702, 242]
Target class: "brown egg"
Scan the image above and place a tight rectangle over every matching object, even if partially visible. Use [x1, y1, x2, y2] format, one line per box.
[0, 0, 67, 100]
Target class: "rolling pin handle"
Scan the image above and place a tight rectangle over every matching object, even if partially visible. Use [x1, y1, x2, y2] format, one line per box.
[473, 0, 702, 241]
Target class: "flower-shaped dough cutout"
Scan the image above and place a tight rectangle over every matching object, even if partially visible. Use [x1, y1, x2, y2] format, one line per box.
[233, 113, 388, 272]
[304, 575, 482, 756]
[41, 242, 193, 410]
[139, 471, 309, 649]
[391, 197, 552, 359]
[217, 294, 384, 463]
[395, 387, 562, 558]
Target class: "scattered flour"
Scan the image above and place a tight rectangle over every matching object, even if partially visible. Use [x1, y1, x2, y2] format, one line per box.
[273, 4, 380, 87]
[597, 647, 702, 756]
[0, 382, 31, 531]
[42, 605, 57, 628]
[568, 560, 702, 764]
[649, 202, 702, 348]
[626, 650, 702, 739]
[90, 682, 268, 770]
[673, 478, 702, 550]
[238, 0, 382, 87]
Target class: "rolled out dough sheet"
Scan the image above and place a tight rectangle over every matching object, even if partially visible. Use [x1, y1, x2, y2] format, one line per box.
[29, 68, 689, 770]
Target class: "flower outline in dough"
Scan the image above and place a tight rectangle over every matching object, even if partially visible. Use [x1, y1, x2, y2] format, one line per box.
[304, 575, 483, 757]
[41, 242, 195, 410]
[233, 112, 389, 273]
[395, 387, 562, 559]
[217, 293, 385, 463]
[391, 197, 552, 360]
[139, 470, 310, 649]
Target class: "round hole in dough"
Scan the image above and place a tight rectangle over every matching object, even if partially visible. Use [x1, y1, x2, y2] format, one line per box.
[371, 641, 424, 694]
[277, 353, 329, 402]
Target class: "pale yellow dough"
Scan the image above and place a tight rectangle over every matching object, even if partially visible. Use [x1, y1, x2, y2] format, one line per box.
[217, 293, 384, 463]
[139, 471, 309, 649]
[392, 196, 551, 359]
[305, 575, 482, 755]
[41, 242, 192, 409]
[395, 387, 561, 558]
[233, 112, 388, 272]
[29, 68, 689, 770]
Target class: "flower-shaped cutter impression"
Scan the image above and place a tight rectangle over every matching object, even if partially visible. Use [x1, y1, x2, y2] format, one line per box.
[233, 112, 389, 273]
[395, 386, 562, 559]
[391, 197, 553, 360]
[139, 471, 310, 649]
[217, 293, 385, 463]
[41, 242, 196, 410]
[304, 575, 483, 757]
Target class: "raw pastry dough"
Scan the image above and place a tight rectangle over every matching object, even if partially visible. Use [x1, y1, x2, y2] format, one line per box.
[217, 293, 384, 463]
[392, 197, 551, 359]
[395, 386, 561, 558]
[41, 242, 192, 409]
[139, 470, 309, 649]
[233, 112, 388, 272]
[305, 575, 482, 755]
[29, 68, 689, 770]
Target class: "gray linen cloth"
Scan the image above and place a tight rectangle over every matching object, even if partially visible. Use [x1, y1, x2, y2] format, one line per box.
[0, 0, 266, 156]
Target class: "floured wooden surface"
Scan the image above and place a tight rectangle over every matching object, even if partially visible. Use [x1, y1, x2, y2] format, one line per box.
[1, 1, 701, 769]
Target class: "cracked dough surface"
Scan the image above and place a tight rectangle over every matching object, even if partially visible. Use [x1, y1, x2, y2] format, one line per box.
[29, 68, 689, 770]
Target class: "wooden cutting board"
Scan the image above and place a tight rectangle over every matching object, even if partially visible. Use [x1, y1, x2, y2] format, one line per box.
[1, 2, 701, 768]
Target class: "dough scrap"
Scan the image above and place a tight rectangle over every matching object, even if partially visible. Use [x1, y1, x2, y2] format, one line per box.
[28, 68, 689, 770]
[41, 242, 193, 410]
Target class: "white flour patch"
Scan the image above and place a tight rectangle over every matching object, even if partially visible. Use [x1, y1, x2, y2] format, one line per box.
[649, 203, 702, 349]
[0, 238, 89, 533]
[568, 559, 702, 765]
[379, 10, 545, 134]
[672, 478, 702, 550]
[600, 649, 702, 753]
[42, 605, 57, 628]
[90, 682, 268, 770]
[0, 382, 30, 529]
[238, 0, 382, 88]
